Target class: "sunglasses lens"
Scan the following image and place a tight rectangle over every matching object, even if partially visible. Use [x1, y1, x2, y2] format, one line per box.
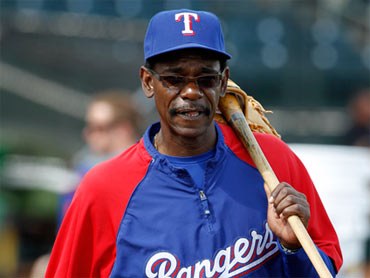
[162, 76, 186, 89]
[197, 75, 220, 89]
[151, 68, 222, 91]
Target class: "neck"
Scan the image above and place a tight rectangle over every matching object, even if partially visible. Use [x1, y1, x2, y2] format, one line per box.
[155, 124, 217, 157]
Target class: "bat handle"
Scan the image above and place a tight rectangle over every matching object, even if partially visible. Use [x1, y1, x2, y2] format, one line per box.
[219, 94, 333, 278]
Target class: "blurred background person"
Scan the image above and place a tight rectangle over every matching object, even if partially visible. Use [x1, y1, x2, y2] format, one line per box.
[74, 90, 140, 174]
[343, 89, 370, 147]
[59, 89, 141, 227]
[29, 89, 141, 278]
[342, 88, 370, 277]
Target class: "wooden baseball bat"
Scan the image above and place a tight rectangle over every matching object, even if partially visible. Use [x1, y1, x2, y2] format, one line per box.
[218, 93, 333, 278]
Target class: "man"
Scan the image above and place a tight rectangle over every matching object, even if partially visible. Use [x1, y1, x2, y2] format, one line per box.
[46, 9, 342, 277]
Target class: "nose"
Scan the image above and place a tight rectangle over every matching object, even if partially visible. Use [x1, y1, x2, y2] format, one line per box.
[179, 81, 203, 100]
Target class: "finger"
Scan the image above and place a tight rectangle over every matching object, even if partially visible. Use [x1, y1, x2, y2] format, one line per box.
[272, 182, 306, 207]
[271, 182, 291, 203]
[275, 193, 306, 214]
[275, 199, 310, 227]
[264, 183, 280, 218]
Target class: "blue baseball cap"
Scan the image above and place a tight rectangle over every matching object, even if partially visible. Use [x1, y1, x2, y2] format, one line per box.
[144, 9, 231, 60]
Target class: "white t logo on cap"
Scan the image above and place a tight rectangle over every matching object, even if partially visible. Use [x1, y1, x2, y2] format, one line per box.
[175, 12, 199, 36]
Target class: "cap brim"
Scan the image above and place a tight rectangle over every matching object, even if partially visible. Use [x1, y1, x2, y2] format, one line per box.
[145, 43, 232, 60]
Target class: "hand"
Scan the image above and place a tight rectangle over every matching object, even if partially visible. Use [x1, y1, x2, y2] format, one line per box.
[264, 182, 310, 250]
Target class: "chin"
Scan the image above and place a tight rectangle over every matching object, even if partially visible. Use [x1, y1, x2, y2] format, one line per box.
[170, 120, 214, 138]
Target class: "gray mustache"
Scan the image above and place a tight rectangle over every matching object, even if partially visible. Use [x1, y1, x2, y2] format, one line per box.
[169, 105, 211, 116]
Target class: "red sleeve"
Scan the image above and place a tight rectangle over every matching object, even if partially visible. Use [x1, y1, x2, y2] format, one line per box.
[45, 141, 152, 278]
[219, 123, 343, 273]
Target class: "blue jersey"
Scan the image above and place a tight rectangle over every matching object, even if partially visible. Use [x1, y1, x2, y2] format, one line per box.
[46, 122, 342, 277]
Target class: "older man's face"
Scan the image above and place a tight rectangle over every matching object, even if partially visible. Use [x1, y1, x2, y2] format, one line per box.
[149, 51, 227, 139]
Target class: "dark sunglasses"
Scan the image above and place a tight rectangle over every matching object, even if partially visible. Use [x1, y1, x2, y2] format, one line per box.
[147, 68, 224, 91]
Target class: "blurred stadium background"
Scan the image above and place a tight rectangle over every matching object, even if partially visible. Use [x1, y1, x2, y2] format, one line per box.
[0, 0, 369, 277]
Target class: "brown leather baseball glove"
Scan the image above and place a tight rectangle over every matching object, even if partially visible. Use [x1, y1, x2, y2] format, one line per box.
[215, 79, 281, 139]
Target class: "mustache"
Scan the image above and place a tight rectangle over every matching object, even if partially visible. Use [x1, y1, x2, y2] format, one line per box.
[169, 105, 211, 116]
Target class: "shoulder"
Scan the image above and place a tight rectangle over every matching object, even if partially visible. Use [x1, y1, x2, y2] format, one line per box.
[218, 122, 295, 167]
[254, 132, 299, 168]
[217, 122, 309, 187]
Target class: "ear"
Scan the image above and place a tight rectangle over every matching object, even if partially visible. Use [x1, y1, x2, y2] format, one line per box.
[219, 67, 229, 97]
[140, 66, 155, 98]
